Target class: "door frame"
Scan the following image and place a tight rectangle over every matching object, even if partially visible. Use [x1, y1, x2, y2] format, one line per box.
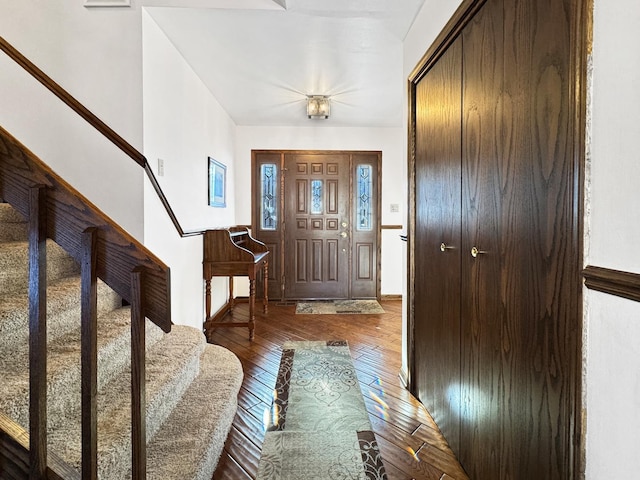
[406, 0, 589, 476]
[251, 149, 382, 301]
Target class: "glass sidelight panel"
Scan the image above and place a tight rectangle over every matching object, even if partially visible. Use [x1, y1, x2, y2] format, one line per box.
[357, 165, 372, 230]
[261, 163, 277, 230]
[311, 179, 323, 214]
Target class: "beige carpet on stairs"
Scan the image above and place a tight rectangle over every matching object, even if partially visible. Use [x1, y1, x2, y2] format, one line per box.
[0, 202, 243, 478]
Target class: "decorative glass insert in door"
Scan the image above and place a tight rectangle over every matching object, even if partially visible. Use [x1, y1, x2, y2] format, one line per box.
[357, 165, 372, 230]
[310, 179, 323, 214]
[260, 163, 277, 230]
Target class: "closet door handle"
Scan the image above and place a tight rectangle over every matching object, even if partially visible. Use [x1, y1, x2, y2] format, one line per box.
[440, 242, 455, 252]
[470, 246, 487, 258]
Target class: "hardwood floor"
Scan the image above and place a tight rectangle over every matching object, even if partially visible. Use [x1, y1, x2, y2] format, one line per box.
[208, 300, 468, 480]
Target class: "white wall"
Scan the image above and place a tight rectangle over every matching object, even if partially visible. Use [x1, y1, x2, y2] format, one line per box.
[142, 10, 238, 329]
[0, 1, 145, 237]
[585, 0, 640, 477]
[235, 125, 406, 297]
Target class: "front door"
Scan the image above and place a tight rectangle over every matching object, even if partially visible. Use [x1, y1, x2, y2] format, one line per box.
[252, 150, 380, 301]
[283, 152, 350, 299]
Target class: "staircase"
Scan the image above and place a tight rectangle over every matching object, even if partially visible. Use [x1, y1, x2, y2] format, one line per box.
[0, 202, 243, 478]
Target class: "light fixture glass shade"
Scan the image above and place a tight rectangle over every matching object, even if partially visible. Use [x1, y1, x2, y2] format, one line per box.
[307, 95, 330, 119]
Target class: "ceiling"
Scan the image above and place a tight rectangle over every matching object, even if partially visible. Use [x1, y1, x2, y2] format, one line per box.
[144, 0, 426, 128]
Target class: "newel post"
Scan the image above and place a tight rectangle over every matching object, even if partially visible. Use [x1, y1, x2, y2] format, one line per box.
[28, 185, 47, 478]
[130, 266, 147, 479]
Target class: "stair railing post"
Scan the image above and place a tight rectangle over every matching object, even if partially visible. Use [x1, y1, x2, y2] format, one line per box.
[130, 266, 146, 479]
[28, 185, 47, 478]
[80, 227, 99, 480]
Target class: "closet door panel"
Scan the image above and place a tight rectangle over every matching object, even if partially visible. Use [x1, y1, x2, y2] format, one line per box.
[460, 0, 505, 477]
[413, 38, 463, 453]
[502, 0, 578, 477]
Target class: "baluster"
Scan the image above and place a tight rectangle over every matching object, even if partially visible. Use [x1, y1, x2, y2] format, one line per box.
[130, 267, 146, 479]
[28, 185, 47, 479]
[80, 227, 98, 480]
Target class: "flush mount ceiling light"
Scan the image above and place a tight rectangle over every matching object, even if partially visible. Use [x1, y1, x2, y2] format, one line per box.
[307, 95, 330, 119]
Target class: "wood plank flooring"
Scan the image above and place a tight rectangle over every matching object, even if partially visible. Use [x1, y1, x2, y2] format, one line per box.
[208, 300, 468, 480]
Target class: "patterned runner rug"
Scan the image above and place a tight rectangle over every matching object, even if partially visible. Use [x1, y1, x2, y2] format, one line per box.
[257, 340, 387, 480]
[295, 300, 385, 314]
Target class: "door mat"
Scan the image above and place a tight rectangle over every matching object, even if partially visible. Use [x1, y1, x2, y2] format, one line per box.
[257, 340, 387, 479]
[295, 300, 385, 314]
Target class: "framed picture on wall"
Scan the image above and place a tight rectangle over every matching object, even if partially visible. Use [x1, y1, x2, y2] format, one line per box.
[208, 157, 226, 207]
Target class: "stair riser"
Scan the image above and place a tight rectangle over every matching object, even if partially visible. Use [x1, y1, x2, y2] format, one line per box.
[0, 240, 80, 296]
[92, 352, 203, 479]
[0, 222, 28, 242]
[1, 317, 165, 434]
[0, 280, 122, 353]
[46, 327, 208, 478]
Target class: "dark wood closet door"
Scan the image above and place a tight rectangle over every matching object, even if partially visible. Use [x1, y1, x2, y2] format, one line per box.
[459, 0, 580, 478]
[499, 0, 580, 477]
[413, 37, 463, 454]
[459, 0, 505, 477]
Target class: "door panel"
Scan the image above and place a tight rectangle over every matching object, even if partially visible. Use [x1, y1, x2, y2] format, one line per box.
[284, 153, 350, 299]
[413, 36, 463, 454]
[252, 152, 282, 301]
[501, 0, 578, 477]
[460, 1, 504, 477]
[351, 153, 380, 298]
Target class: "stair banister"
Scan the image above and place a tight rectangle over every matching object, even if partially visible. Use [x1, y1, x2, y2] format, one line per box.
[0, 32, 217, 478]
[0, 125, 168, 477]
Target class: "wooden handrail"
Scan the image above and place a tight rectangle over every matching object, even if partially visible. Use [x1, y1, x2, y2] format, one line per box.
[0, 35, 205, 239]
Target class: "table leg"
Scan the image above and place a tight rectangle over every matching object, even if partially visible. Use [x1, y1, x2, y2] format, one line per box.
[205, 278, 212, 321]
[228, 276, 235, 311]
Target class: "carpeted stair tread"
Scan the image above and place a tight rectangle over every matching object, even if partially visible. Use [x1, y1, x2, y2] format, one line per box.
[47, 326, 210, 478]
[0, 307, 164, 431]
[0, 276, 121, 352]
[0, 239, 80, 296]
[143, 343, 243, 480]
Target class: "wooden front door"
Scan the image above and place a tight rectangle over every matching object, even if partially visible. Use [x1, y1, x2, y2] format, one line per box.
[284, 153, 350, 299]
[252, 150, 380, 301]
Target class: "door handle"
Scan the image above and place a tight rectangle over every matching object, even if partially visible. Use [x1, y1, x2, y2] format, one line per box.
[440, 242, 455, 252]
[470, 246, 487, 258]
[340, 231, 348, 238]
